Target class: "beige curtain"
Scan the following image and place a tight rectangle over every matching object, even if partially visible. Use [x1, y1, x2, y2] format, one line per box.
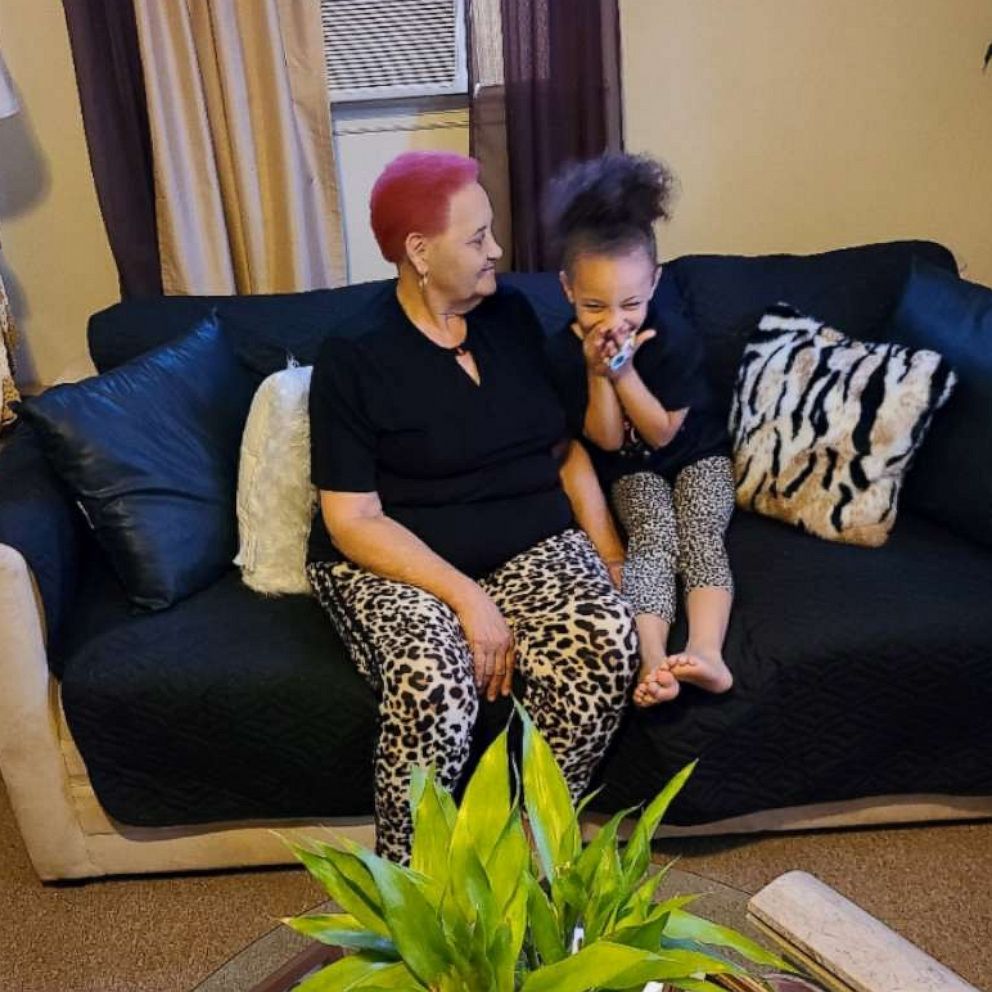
[133, 0, 346, 296]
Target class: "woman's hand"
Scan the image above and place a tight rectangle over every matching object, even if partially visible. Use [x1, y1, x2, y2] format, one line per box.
[452, 583, 515, 702]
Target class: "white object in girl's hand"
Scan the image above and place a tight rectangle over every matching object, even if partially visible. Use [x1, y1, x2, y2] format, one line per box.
[608, 332, 637, 372]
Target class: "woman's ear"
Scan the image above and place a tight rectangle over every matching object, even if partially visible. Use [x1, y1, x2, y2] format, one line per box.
[559, 269, 574, 305]
[404, 232, 429, 275]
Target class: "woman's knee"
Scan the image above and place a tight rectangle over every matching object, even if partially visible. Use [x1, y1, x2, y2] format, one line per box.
[546, 584, 639, 685]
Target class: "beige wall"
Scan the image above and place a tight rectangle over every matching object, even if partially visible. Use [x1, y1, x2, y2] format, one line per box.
[0, 2, 117, 386]
[621, 0, 992, 287]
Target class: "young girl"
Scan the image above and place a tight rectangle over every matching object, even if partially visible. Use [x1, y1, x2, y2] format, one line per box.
[544, 153, 735, 708]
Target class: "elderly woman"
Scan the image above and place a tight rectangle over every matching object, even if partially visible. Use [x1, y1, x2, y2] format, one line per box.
[306, 151, 637, 862]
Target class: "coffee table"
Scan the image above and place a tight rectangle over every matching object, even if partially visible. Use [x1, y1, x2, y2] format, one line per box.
[192, 866, 769, 992]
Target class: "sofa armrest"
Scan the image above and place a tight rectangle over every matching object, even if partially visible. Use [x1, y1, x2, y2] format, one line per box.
[0, 422, 83, 660]
[0, 542, 97, 878]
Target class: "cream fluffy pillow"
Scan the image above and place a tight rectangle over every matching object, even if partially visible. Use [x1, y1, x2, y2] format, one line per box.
[235, 364, 316, 595]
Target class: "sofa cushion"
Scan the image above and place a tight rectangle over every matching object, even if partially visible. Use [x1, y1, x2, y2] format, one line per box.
[59, 559, 378, 826]
[891, 261, 992, 547]
[670, 240, 958, 417]
[87, 271, 689, 376]
[596, 509, 992, 824]
[0, 423, 84, 658]
[235, 363, 316, 595]
[58, 508, 992, 829]
[730, 304, 955, 547]
[87, 283, 390, 376]
[19, 316, 260, 611]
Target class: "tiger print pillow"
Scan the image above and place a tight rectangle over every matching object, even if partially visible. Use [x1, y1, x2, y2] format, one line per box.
[729, 304, 955, 547]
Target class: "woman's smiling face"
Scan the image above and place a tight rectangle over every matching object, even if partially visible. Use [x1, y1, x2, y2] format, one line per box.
[423, 182, 503, 307]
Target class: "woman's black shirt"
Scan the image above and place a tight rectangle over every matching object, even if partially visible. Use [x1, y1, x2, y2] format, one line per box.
[308, 283, 573, 577]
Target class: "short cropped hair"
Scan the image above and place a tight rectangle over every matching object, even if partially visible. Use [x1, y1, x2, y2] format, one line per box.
[370, 152, 480, 264]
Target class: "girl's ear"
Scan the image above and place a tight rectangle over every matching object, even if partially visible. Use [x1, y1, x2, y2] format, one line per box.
[559, 269, 575, 305]
[404, 232, 429, 275]
[651, 263, 663, 294]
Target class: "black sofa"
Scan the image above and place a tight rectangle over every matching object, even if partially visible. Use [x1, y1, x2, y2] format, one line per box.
[2, 239, 991, 880]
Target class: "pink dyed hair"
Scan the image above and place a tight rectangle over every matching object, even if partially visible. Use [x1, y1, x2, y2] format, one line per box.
[370, 151, 480, 264]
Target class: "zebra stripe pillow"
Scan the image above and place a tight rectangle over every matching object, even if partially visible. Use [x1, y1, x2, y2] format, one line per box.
[730, 304, 955, 547]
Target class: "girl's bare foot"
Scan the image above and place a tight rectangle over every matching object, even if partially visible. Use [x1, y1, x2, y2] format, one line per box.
[632, 663, 680, 708]
[666, 647, 733, 694]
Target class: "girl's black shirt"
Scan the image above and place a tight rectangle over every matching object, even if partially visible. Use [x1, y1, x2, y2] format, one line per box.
[543, 306, 729, 487]
[308, 283, 573, 577]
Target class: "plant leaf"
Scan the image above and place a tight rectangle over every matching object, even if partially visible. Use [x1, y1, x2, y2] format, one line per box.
[573, 807, 635, 889]
[486, 805, 531, 914]
[665, 908, 795, 969]
[408, 764, 429, 823]
[354, 848, 454, 988]
[520, 940, 737, 992]
[282, 913, 397, 956]
[286, 841, 390, 938]
[291, 953, 424, 991]
[615, 860, 686, 929]
[452, 727, 513, 862]
[584, 834, 625, 942]
[410, 767, 454, 885]
[525, 873, 566, 966]
[447, 815, 495, 932]
[492, 877, 529, 991]
[621, 761, 696, 885]
[516, 700, 580, 882]
[610, 894, 701, 958]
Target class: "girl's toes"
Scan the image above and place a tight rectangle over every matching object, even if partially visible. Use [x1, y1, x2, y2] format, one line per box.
[646, 668, 680, 703]
[667, 653, 696, 673]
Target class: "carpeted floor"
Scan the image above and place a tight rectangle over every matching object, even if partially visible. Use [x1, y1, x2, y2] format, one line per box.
[0, 781, 989, 992]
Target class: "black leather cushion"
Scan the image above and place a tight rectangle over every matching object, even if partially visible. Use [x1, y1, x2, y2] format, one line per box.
[19, 316, 260, 610]
[892, 261, 992, 547]
[670, 240, 958, 419]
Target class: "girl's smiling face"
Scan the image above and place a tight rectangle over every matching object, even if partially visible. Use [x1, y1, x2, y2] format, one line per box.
[560, 247, 660, 339]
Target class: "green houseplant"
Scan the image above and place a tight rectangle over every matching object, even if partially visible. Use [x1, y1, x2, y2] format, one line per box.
[281, 704, 792, 991]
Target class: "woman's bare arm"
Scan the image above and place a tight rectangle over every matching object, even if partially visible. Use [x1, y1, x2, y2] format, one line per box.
[556, 440, 625, 584]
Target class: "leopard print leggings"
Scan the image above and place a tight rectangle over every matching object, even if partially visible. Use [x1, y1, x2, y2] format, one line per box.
[307, 528, 637, 863]
[611, 456, 735, 623]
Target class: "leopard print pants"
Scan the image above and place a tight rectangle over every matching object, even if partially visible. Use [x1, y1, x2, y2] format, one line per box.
[307, 528, 637, 863]
[611, 456, 735, 623]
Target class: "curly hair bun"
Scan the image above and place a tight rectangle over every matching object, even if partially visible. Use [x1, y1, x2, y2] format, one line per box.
[545, 153, 677, 268]
[546, 153, 676, 239]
